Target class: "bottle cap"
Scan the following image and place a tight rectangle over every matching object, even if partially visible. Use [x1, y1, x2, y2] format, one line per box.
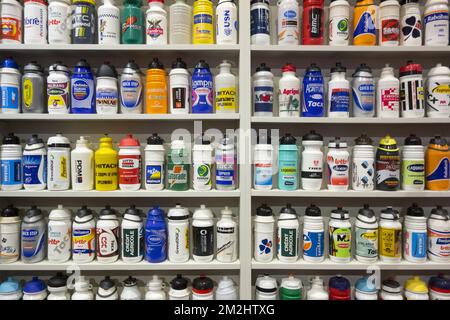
[0, 57, 19, 69]
[404, 134, 422, 146]
[256, 275, 277, 293]
[355, 276, 377, 293]
[357, 204, 376, 219]
[382, 279, 402, 294]
[405, 276, 428, 294]
[256, 204, 273, 216]
[23, 61, 43, 74]
[124, 205, 142, 217]
[75, 59, 91, 69]
[279, 133, 296, 145]
[2, 133, 20, 145]
[331, 62, 346, 73]
[23, 277, 46, 294]
[167, 204, 189, 220]
[192, 276, 214, 293]
[280, 203, 297, 215]
[148, 57, 164, 69]
[380, 206, 400, 220]
[147, 133, 164, 145]
[171, 275, 188, 290]
[1, 205, 19, 218]
[123, 276, 138, 287]
[26, 134, 43, 145]
[331, 207, 349, 219]
[429, 275, 450, 294]
[124, 60, 141, 71]
[328, 275, 351, 297]
[195, 60, 210, 69]
[328, 137, 347, 148]
[99, 205, 117, 217]
[400, 61, 422, 76]
[119, 134, 140, 147]
[257, 132, 271, 144]
[47, 273, 68, 289]
[99, 276, 116, 290]
[302, 130, 323, 141]
[306, 63, 321, 73]
[25, 205, 42, 218]
[430, 135, 448, 146]
[193, 205, 214, 219]
[195, 135, 211, 145]
[305, 204, 321, 217]
[353, 63, 372, 76]
[172, 58, 187, 69]
[281, 63, 296, 73]
[99, 134, 113, 144]
[76, 205, 94, 218]
[256, 63, 271, 72]
[406, 203, 424, 217]
[49, 62, 69, 73]
[148, 206, 165, 218]
[96, 61, 118, 78]
[148, 275, 163, 290]
[0, 277, 20, 294]
[354, 133, 373, 145]
[378, 135, 399, 151]
[430, 205, 449, 220]
[221, 206, 233, 217]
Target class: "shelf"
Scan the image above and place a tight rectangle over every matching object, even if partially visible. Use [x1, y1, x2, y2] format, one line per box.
[0, 259, 241, 271]
[251, 117, 450, 124]
[0, 113, 240, 121]
[252, 45, 450, 53]
[251, 259, 450, 271]
[0, 189, 241, 198]
[252, 189, 450, 198]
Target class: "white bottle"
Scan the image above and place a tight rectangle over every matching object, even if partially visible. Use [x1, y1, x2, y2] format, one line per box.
[47, 63, 70, 114]
[0, 0, 23, 44]
[118, 134, 141, 191]
[253, 63, 274, 117]
[280, 276, 302, 299]
[47, 134, 71, 191]
[48, 0, 71, 44]
[216, 0, 238, 44]
[192, 204, 215, 262]
[72, 206, 96, 263]
[96, 206, 120, 263]
[24, 0, 47, 44]
[192, 136, 213, 191]
[379, 206, 402, 263]
[47, 273, 69, 300]
[121, 205, 144, 263]
[169, 58, 190, 114]
[0, 205, 21, 264]
[120, 276, 142, 300]
[328, 63, 350, 118]
[215, 60, 237, 113]
[71, 136, 94, 191]
[377, 64, 400, 118]
[427, 206, 450, 262]
[326, 138, 349, 190]
[144, 133, 165, 190]
[379, 0, 400, 46]
[71, 277, 94, 300]
[167, 204, 190, 263]
[168, 275, 190, 300]
[255, 275, 277, 300]
[402, 134, 425, 191]
[0, 133, 23, 191]
[400, 0, 422, 46]
[328, 0, 350, 45]
[303, 204, 324, 262]
[352, 134, 375, 191]
[426, 63, 450, 118]
[98, 0, 120, 44]
[96, 62, 119, 114]
[0, 59, 21, 114]
[404, 204, 427, 263]
[254, 204, 275, 262]
[301, 131, 323, 191]
[22, 134, 47, 191]
[328, 207, 352, 263]
[146, 0, 168, 45]
[279, 63, 300, 117]
[254, 134, 273, 190]
[307, 276, 329, 300]
[169, 0, 192, 44]
[215, 276, 237, 300]
[96, 276, 119, 300]
[251, 0, 270, 45]
[120, 60, 143, 114]
[277, 204, 299, 262]
[216, 136, 236, 190]
[48, 205, 72, 263]
[277, 0, 299, 45]
[216, 206, 237, 262]
[399, 61, 425, 118]
[145, 275, 166, 300]
[355, 204, 378, 263]
[424, 0, 449, 46]
[381, 279, 404, 300]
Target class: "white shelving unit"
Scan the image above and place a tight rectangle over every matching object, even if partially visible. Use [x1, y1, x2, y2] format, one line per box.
[0, 0, 450, 300]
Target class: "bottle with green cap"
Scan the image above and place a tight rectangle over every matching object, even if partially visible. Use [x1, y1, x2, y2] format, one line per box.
[277, 203, 299, 262]
[280, 275, 302, 300]
[402, 134, 425, 190]
[121, 0, 144, 44]
[328, 206, 352, 262]
[355, 204, 378, 262]
[376, 134, 400, 191]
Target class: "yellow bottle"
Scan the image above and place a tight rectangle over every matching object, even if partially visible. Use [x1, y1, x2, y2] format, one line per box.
[193, 0, 214, 44]
[95, 135, 118, 191]
[353, 0, 377, 46]
[146, 57, 168, 114]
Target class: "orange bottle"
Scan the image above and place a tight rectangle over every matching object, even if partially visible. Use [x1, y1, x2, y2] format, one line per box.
[353, 0, 377, 46]
[146, 57, 168, 114]
[425, 135, 450, 191]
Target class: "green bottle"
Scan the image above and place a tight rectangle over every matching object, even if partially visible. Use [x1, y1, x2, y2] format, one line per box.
[167, 139, 190, 191]
[279, 276, 302, 300]
[121, 0, 144, 44]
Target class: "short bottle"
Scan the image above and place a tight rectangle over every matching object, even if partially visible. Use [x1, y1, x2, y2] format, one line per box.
[71, 276, 94, 300]
[192, 276, 214, 300]
[277, 204, 299, 262]
[144, 133, 165, 190]
[307, 276, 329, 300]
[146, 0, 168, 45]
[118, 134, 141, 191]
[192, 204, 215, 262]
[380, 279, 404, 300]
[71, 136, 94, 191]
[215, 60, 237, 113]
[255, 275, 278, 300]
[328, 207, 352, 263]
[355, 204, 378, 262]
[145, 275, 166, 300]
[96, 205, 120, 263]
[168, 274, 190, 300]
[279, 275, 302, 300]
[96, 276, 119, 300]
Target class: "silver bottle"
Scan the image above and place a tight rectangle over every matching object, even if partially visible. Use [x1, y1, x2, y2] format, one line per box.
[22, 62, 46, 113]
[21, 206, 46, 263]
[120, 60, 143, 114]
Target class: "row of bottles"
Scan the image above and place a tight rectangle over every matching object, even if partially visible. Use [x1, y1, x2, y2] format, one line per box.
[252, 0, 449, 46]
[0, 133, 237, 191]
[255, 274, 450, 300]
[0, 57, 237, 114]
[254, 203, 450, 263]
[0, 0, 238, 45]
[254, 132, 450, 191]
[0, 204, 238, 264]
[253, 61, 450, 118]
[0, 274, 238, 300]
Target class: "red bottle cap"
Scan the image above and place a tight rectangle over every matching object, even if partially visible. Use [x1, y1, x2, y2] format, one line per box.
[282, 63, 296, 73]
[399, 60, 422, 76]
[119, 134, 140, 147]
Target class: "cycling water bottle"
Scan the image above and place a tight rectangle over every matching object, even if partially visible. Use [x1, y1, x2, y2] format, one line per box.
[145, 206, 167, 263]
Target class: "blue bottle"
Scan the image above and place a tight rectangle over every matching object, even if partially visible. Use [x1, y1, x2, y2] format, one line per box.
[302, 63, 325, 117]
[71, 59, 95, 114]
[145, 206, 167, 263]
[192, 60, 213, 113]
[278, 133, 298, 190]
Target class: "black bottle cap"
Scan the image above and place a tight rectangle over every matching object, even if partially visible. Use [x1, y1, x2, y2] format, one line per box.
[431, 206, 449, 219]
[401, 0, 418, 4]
[76, 205, 93, 218]
[123, 276, 137, 287]
[279, 133, 296, 144]
[99, 276, 115, 290]
[305, 204, 321, 217]
[256, 63, 271, 72]
[404, 134, 422, 146]
[96, 62, 118, 78]
[25, 205, 42, 218]
[382, 279, 402, 293]
[148, 57, 164, 69]
[407, 203, 424, 217]
[171, 274, 188, 290]
[256, 204, 273, 216]
[381, 206, 400, 219]
[147, 133, 164, 145]
[2, 133, 20, 145]
[47, 273, 68, 288]
[26, 134, 43, 145]
[172, 58, 187, 69]
[355, 133, 373, 145]
[124, 205, 142, 217]
[280, 203, 297, 215]
[331, 62, 346, 73]
[306, 63, 321, 73]
[195, 60, 210, 69]
[100, 205, 116, 217]
[358, 204, 375, 218]
[302, 130, 323, 141]
[354, 63, 372, 74]
[331, 207, 349, 219]
[193, 276, 214, 291]
[75, 59, 91, 69]
[1, 205, 19, 217]
[430, 135, 448, 146]
[125, 60, 140, 70]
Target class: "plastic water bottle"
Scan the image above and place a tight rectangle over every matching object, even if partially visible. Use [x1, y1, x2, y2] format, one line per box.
[280, 276, 302, 300]
[355, 276, 378, 300]
[328, 62, 350, 118]
[277, 204, 299, 262]
[71, 136, 94, 191]
[253, 63, 274, 116]
[255, 275, 278, 300]
[96, 62, 119, 114]
[47, 205, 72, 263]
[307, 276, 329, 300]
[277, 0, 300, 45]
[0, 277, 22, 300]
[22, 61, 45, 113]
[216, 136, 236, 190]
[426, 63, 450, 118]
[70, 59, 95, 114]
[72, 206, 96, 263]
[169, 274, 190, 300]
[167, 138, 190, 191]
[404, 276, 429, 300]
[326, 137, 349, 190]
[192, 204, 214, 262]
[376, 135, 400, 191]
[145, 133, 165, 190]
[400, 0, 422, 46]
[22, 277, 47, 300]
[121, 0, 144, 44]
[399, 60, 425, 118]
[251, 0, 270, 45]
[23, 134, 47, 191]
[192, 276, 214, 300]
[216, 276, 238, 300]
[424, 0, 449, 46]
[118, 134, 141, 191]
[0, 57, 21, 114]
[21, 206, 46, 263]
[216, 0, 238, 44]
[380, 279, 403, 300]
[169, 58, 190, 114]
[301, 130, 323, 191]
[47, 134, 71, 191]
[404, 203, 427, 262]
[216, 206, 237, 262]
[402, 134, 425, 190]
[0, 0, 23, 44]
[302, 63, 325, 117]
[353, 0, 377, 45]
[71, 0, 96, 44]
[352, 63, 375, 117]
[169, 0, 192, 44]
[302, 0, 325, 45]
[145, 275, 167, 300]
[47, 62, 70, 114]
[121, 205, 144, 263]
[120, 60, 143, 114]
[278, 133, 298, 191]
[0, 205, 21, 263]
[71, 276, 94, 300]
[215, 60, 237, 113]
[192, 135, 213, 191]
[96, 205, 120, 263]
[303, 204, 324, 262]
[192, 60, 214, 113]
[48, 0, 71, 44]
[377, 64, 400, 118]
[427, 205, 450, 262]
[355, 204, 378, 262]
[94, 135, 118, 191]
[167, 204, 190, 262]
[352, 134, 375, 191]
[146, 0, 168, 45]
[328, 0, 350, 45]
[328, 207, 352, 263]
[0, 133, 22, 191]
[279, 63, 300, 117]
[98, 0, 120, 44]
[328, 275, 351, 300]
[192, 0, 214, 44]
[254, 133, 273, 190]
[120, 276, 142, 300]
[379, 0, 400, 46]
[254, 204, 275, 262]
[379, 206, 402, 262]
[24, 0, 48, 44]
[96, 276, 118, 300]
[145, 206, 167, 263]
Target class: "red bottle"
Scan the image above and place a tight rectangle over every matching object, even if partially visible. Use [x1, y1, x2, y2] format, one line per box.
[302, 0, 324, 45]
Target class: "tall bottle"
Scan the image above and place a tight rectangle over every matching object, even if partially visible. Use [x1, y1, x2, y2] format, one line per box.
[98, 0, 120, 44]
[377, 64, 400, 118]
[278, 133, 298, 191]
[328, 0, 350, 45]
[425, 135, 450, 190]
[379, 0, 400, 46]
[277, 204, 299, 262]
[216, 206, 237, 262]
[145, 206, 167, 263]
[0, 133, 23, 191]
[94, 135, 118, 191]
[192, 60, 214, 113]
[169, 58, 190, 114]
[401, 134, 425, 191]
[328, 207, 352, 263]
[71, 136, 94, 191]
[47, 134, 71, 191]
[192, 204, 214, 262]
[404, 203, 427, 262]
[424, 0, 449, 46]
[22, 134, 47, 191]
[426, 63, 450, 118]
[0, 205, 21, 263]
[70, 59, 95, 114]
[328, 62, 350, 118]
[0, 57, 21, 114]
[121, 205, 144, 263]
[96, 62, 119, 114]
[72, 206, 96, 263]
[120, 60, 143, 114]
[302, 0, 324, 45]
[72, 0, 96, 44]
[303, 204, 324, 262]
[167, 204, 190, 262]
[279, 63, 300, 117]
[301, 130, 323, 191]
[167, 138, 190, 191]
[326, 137, 349, 190]
[216, 135, 236, 190]
[146, 0, 168, 45]
[96, 205, 120, 263]
[144, 133, 165, 190]
[146, 57, 168, 114]
[278, 0, 299, 45]
[400, 0, 422, 46]
[24, 0, 47, 44]
[376, 134, 400, 191]
[355, 204, 378, 262]
[253, 63, 274, 116]
[169, 0, 192, 44]
[254, 133, 273, 190]
[192, 135, 213, 191]
[254, 204, 275, 262]
[192, 0, 214, 44]
[352, 63, 375, 117]
[216, 0, 238, 44]
[353, 0, 377, 45]
[251, 0, 271, 45]
[48, 0, 71, 44]
[379, 206, 402, 262]
[215, 60, 237, 113]
[121, 0, 144, 44]
[21, 206, 46, 263]
[302, 63, 325, 117]
[352, 134, 375, 190]
[399, 60, 425, 118]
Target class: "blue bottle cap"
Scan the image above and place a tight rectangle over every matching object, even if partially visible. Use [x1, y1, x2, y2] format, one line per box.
[23, 277, 46, 293]
[0, 277, 20, 294]
[429, 275, 450, 294]
[148, 206, 165, 217]
[355, 276, 377, 293]
[329, 275, 350, 291]
[1, 57, 19, 69]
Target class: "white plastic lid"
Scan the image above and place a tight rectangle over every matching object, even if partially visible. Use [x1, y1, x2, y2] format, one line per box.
[47, 134, 70, 146]
[171, 139, 186, 149]
[168, 204, 189, 219]
[281, 275, 302, 290]
[310, 276, 324, 287]
[74, 277, 92, 291]
[329, 0, 350, 8]
[147, 276, 164, 291]
[49, 205, 71, 220]
[76, 136, 90, 145]
[220, 206, 233, 217]
[428, 63, 450, 77]
[193, 204, 214, 219]
[216, 276, 235, 292]
[256, 275, 277, 292]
